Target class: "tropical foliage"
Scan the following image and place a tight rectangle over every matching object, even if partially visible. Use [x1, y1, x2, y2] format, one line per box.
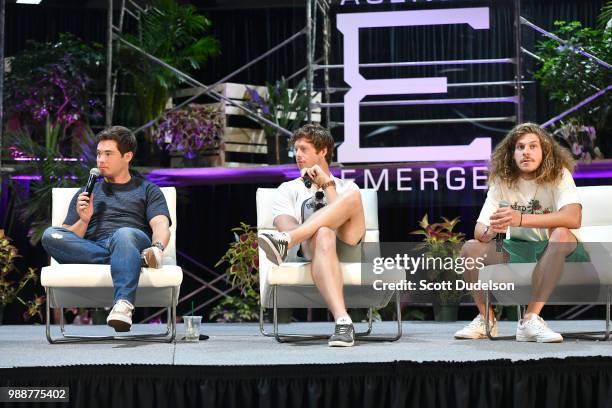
[210, 223, 260, 322]
[118, 0, 220, 129]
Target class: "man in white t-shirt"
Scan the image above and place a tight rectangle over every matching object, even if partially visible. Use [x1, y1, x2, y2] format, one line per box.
[258, 124, 365, 347]
[454, 123, 583, 343]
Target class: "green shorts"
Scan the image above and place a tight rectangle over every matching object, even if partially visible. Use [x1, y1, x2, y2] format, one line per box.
[503, 238, 590, 263]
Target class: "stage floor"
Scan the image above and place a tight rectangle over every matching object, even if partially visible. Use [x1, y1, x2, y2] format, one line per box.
[1, 320, 611, 368]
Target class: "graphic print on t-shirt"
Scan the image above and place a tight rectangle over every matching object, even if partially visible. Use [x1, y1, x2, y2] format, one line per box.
[511, 198, 552, 215]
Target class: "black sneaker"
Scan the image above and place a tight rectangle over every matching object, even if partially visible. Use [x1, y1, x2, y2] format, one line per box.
[258, 232, 289, 265]
[328, 323, 355, 347]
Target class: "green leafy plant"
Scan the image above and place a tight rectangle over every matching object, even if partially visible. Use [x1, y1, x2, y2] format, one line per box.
[410, 215, 466, 305]
[0, 231, 44, 323]
[598, 1, 612, 29]
[534, 21, 611, 134]
[210, 223, 260, 322]
[3, 33, 101, 245]
[4, 33, 104, 145]
[245, 78, 311, 138]
[245, 77, 313, 163]
[7, 128, 96, 246]
[118, 0, 220, 130]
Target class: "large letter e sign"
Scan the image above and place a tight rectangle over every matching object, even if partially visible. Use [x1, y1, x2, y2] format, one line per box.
[337, 8, 491, 163]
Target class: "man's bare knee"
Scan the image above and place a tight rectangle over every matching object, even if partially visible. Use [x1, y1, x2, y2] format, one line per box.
[313, 227, 336, 253]
[549, 227, 574, 243]
[546, 227, 576, 255]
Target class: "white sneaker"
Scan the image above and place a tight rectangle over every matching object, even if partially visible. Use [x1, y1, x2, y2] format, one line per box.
[107, 299, 134, 332]
[142, 246, 163, 269]
[454, 314, 498, 339]
[516, 314, 563, 343]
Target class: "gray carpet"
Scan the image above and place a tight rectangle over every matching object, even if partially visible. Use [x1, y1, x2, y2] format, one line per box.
[1, 320, 611, 368]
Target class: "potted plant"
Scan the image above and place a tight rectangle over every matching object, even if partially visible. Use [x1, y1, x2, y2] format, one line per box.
[0, 231, 45, 324]
[3, 34, 102, 245]
[410, 215, 466, 322]
[210, 223, 260, 322]
[535, 20, 611, 156]
[244, 77, 312, 164]
[152, 104, 223, 167]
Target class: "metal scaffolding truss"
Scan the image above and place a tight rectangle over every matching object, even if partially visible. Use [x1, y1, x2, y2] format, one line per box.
[104, 0, 331, 321]
[96, 0, 610, 320]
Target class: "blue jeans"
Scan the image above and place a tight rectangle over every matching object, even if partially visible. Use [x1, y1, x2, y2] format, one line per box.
[41, 227, 152, 304]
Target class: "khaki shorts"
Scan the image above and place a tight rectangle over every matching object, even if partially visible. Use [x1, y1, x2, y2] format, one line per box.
[297, 237, 363, 263]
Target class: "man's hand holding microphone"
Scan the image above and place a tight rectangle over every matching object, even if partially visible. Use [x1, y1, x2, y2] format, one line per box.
[300, 164, 331, 189]
[489, 201, 522, 253]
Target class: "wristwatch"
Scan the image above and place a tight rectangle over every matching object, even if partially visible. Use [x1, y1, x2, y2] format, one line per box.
[153, 241, 165, 251]
[320, 180, 336, 190]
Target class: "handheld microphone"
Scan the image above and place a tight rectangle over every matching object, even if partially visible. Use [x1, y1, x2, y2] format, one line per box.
[85, 168, 100, 196]
[301, 168, 312, 189]
[496, 200, 510, 252]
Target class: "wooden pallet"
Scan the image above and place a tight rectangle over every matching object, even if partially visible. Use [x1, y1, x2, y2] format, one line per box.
[173, 82, 321, 166]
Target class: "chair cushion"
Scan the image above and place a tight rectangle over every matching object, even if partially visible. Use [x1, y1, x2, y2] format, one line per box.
[268, 262, 405, 286]
[41, 264, 183, 288]
[479, 262, 612, 286]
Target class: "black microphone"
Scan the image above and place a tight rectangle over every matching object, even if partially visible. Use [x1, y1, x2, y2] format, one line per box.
[301, 168, 312, 188]
[496, 200, 510, 252]
[85, 168, 100, 196]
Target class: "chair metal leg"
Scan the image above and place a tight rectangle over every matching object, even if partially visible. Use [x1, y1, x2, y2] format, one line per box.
[265, 286, 403, 343]
[562, 288, 611, 341]
[485, 291, 515, 340]
[45, 287, 178, 344]
[357, 291, 403, 342]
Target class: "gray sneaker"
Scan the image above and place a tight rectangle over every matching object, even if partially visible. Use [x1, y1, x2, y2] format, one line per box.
[258, 232, 290, 265]
[328, 323, 355, 347]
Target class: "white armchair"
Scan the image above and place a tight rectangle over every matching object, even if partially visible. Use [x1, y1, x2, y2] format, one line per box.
[256, 188, 404, 343]
[41, 187, 183, 343]
[479, 185, 612, 340]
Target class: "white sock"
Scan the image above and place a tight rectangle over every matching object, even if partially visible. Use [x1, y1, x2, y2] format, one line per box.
[336, 315, 352, 325]
[278, 231, 292, 245]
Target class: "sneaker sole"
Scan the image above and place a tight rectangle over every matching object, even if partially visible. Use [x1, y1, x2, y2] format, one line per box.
[454, 334, 487, 340]
[516, 334, 563, 343]
[143, 250, 161, 269]
[257, 236, 283, 266]
[107, 317, 132, 332]
[328, 340, 355, 347]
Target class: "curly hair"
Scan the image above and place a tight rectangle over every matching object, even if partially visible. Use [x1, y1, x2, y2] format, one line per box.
[488, 122, 575, 188]
[290, 123, 334, 164]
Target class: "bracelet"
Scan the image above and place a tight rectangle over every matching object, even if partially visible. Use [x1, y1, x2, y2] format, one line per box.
[153, 241, 165, 251]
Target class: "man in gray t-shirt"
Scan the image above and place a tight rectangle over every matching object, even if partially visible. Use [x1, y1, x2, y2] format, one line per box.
[41, 126, 171, 333]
